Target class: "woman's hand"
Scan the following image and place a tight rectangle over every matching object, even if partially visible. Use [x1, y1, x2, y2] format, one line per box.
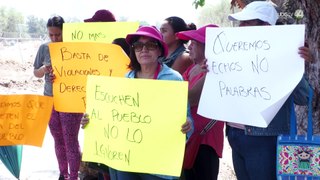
[46, 66, 56, 83]
[81, 113, 90, 129]
[299, 46, 313, 63]
[181, 117, 192, 134]
[42, 65, 50, 74]
[200, 59, 209, 72]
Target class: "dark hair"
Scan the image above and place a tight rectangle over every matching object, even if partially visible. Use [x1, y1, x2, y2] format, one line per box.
[112, 38, 130, 56]
[165, 16, 197, 44]
[47, 16, 65, 30]
[128, 47, 140, 71]
[256, 19, 270, 25]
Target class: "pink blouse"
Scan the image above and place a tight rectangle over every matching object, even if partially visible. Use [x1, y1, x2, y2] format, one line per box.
[183, 64, 224, 158]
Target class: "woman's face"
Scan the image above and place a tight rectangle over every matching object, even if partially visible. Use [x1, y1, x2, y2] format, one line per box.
[188, 40, 205, 64]
[133, 36, 162, 66]
[160, 21, 176, 46]
[48, 27, 63, 42]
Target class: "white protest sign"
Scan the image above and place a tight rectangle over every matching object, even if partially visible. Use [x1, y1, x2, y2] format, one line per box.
[198, 25, 305, 127]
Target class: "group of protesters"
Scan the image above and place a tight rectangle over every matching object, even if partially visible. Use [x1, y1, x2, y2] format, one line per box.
[33, 1, 312, 180]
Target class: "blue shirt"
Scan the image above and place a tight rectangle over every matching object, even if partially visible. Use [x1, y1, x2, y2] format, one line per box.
[33, 43, 52, 96]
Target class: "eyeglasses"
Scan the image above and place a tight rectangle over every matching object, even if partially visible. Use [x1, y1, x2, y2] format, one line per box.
[132, 41, 159, 52]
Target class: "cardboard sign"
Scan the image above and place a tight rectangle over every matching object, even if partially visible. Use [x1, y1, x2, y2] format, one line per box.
[82, 76, 188, 176]
[49, 42, 130, 112]
[0, 95, 53, 147]
[199, 25, 305, 127]
[63, 22, 139, 43]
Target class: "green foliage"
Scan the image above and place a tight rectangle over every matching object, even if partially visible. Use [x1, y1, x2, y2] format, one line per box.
[197, 0, 233, 27]
[26, 15, 46, 38]
[0, 6, 24, 37]
[193, 0, 206, 9]
[0, 6, 51, 38]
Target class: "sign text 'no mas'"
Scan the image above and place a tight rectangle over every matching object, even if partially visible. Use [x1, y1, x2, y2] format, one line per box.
[63, 22, 139, 43]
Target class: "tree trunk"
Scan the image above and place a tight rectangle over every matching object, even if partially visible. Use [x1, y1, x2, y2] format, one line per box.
[297, 0, 320, 135]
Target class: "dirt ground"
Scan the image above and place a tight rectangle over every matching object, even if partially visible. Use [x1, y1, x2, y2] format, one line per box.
[0, 41, 236, 180]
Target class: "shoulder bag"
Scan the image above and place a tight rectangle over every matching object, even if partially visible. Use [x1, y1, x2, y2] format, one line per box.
[277, 88, 320, 179]
[183, 119, 217, 169]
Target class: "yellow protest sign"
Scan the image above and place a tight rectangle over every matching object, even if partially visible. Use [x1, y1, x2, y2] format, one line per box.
[49, 42, 130, 113]
[63, 22, 139, 43]
[0, 94, 53, 147]
[82, 76, 188, 176]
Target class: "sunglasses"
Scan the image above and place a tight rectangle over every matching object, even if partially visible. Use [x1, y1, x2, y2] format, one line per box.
[132, 41, 159, 52]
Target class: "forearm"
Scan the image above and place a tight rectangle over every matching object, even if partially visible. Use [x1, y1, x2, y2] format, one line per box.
[33, 66, 48, 78]
[188, 75, 205, 107]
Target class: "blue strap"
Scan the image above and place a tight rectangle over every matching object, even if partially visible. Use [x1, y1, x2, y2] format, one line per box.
[289, 88, 313, 139]
[307, 88, 313, 140]
[290, 98, 297, 138]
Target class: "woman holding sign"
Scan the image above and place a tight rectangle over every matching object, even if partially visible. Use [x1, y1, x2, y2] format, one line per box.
[176, 24, 225, 180]
[225, 2, 311, 180]
[122, 25, 192, 180]
[81, 25, 193, 180]
[33, 16, 83, 180]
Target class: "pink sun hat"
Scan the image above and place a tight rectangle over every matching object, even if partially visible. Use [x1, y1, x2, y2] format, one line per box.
[176, 24, 219, 44]
[126, 26, 168, 57]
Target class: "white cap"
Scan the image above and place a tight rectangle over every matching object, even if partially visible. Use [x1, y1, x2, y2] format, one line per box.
[228, 1, 279, 25]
